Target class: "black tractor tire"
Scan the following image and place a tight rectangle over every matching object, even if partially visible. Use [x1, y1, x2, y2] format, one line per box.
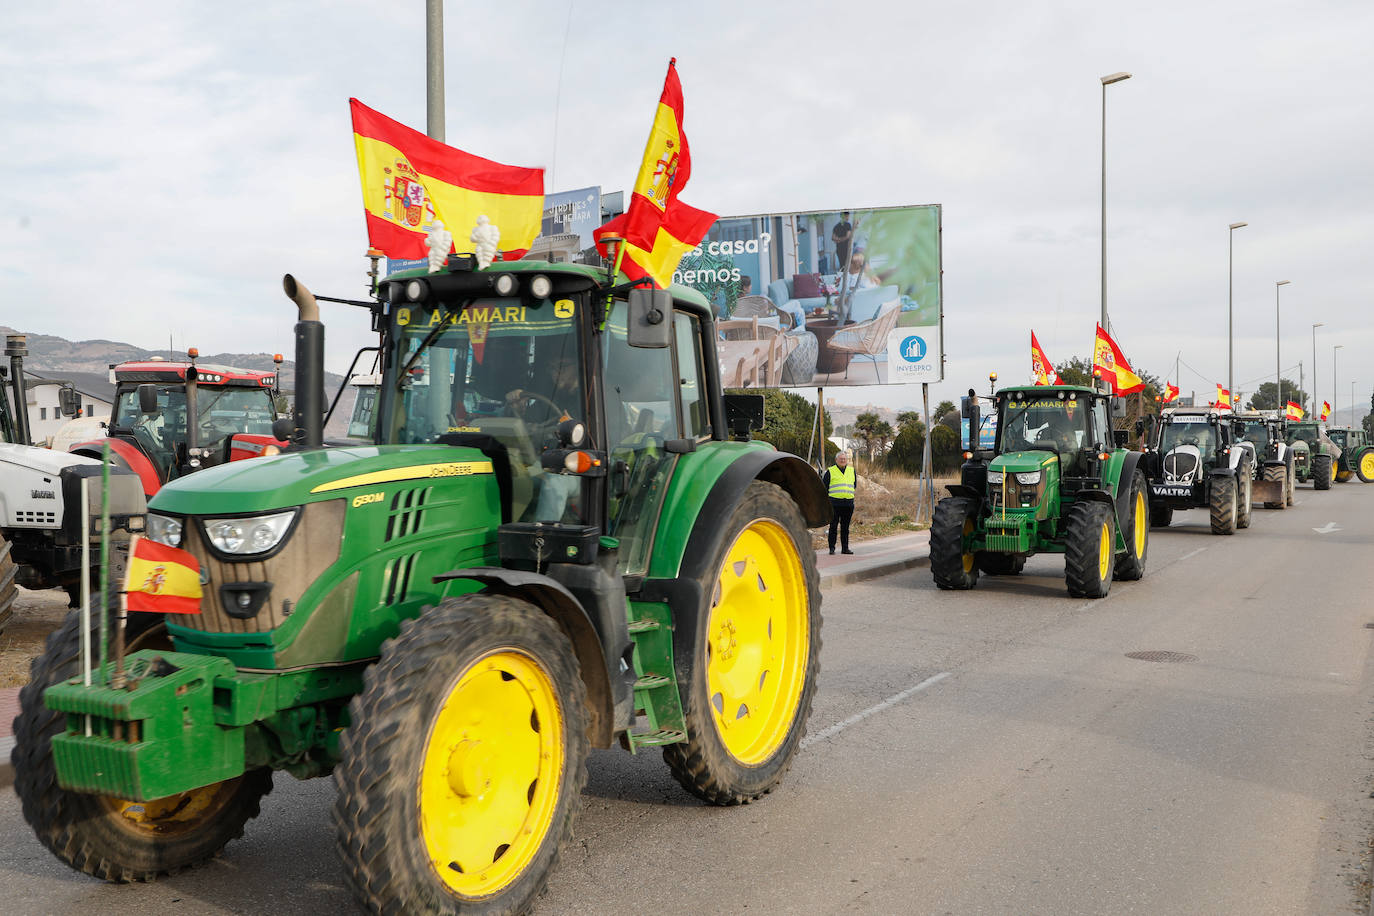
[930, 497, 980, 590]
[1149, 503, 1174, 528]
[12, 609, 271, 882]
[1209, 475, 1237, 535]
[664, 481, 822, 807]
[1064, 500, 1115, 599]
[1262, 464, 1287, 509]
[0, 532, 17, 636]
[1336, 467, 1353, 483]
[334, 595, 589, 916]
[976, 552, 1025, 575]
[1236, 460, 1253, 529]
[1313, 454, 1333, 491]
[1113, 472, 1149, 581]
[1356, 449, 1374, 484]
[1285, 455, 1296, 505]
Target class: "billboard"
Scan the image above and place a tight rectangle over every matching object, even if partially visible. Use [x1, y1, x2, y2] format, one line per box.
[674, 204, 942, 388]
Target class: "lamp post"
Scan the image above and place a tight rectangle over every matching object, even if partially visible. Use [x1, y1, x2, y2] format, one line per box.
[1334, 344, 1343, 422]
[1311, 322, 1323, 416]
[1227, 222, 1248, 403]
[1100, 71, 1132, 333]
[1275, 280, 1290, 409]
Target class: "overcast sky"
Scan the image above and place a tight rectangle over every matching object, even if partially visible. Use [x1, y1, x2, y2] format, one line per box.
[3, 1, 1371, 415]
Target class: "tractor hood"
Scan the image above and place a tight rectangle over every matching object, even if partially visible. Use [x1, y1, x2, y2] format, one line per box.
[989, 452, 1058, 476]
[0, 442, 100, 475]
[148, 443, 495, 516]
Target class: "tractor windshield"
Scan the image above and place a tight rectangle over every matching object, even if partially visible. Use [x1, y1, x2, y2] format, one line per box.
[1327, 429, 1347, 449]
[1158, 418, 1218, 460]
[113, 385, 276, 471]
[1288, 425, 1319, 444]
[997, 396, 1088, 456]
[382, 297, 588, 524]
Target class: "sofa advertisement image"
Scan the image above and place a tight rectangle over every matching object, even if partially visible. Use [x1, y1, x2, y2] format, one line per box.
[674, 204, 943, 388]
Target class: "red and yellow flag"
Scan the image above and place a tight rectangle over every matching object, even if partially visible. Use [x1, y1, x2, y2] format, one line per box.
[1321, 400, 1332, 421]
[1163, 383, 1180, 403]
[1092, 324, 1144, 395]
[1285, 400, 1304, 420]
[124, 536, 202, 614]
[350, 99, 544, 261]
[593, 60, 718, 289]
[1030, 331, 1063, 385]
[1214, 384, 1231, 408]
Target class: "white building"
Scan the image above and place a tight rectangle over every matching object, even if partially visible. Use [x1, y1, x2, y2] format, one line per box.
[23, 371, 114, 447]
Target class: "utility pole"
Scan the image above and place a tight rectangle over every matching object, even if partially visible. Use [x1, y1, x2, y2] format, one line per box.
[425, 0, 445, 142]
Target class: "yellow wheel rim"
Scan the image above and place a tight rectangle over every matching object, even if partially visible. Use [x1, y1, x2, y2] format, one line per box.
[1362, 453, 1374, 480]
[1097, 521, 1112, 580]
[102, 779, 243, 838]
[961, 516, 976, 573]
[707, 519, 810, 766]
[1331, 461, 1338, 484]
[1132, 491, 1146, 557]
[420, 650, 564, 897]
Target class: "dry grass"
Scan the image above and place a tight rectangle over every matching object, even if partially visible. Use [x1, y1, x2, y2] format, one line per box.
[809, 467, 958, 549]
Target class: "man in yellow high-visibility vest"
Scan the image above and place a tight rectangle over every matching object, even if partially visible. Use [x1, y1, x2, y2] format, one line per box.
[821, 451, 855, 555]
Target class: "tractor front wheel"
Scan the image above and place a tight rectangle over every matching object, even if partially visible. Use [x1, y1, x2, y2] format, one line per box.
[1236, 460, 1253, 529]
[1357, 450, 1374, 484]
[1113, 472, 1149, 581]
[930, 497, 980, 590]
[0, 532, 16, 636]
[334, 595, 588, 916]
[1313, 454, 1334, 491]
[664, 481, 821, 806]
[1286, 455, 1296, 505]
[1064, 501, 1114, 598]
[1209, 476, 1237, 535]
[1262, 464, 1287, 509]
[12, 610, 271, 882]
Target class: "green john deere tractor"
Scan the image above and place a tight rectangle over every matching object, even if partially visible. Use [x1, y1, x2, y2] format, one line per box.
[1286, 420, 1339, 490]
[13, 257, 828, 914]
[1327, 427, 1374, 483]
[930, 385, 1148, 599]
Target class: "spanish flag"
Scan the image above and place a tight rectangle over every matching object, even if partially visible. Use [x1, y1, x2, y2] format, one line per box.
[1092, 324, 1144, 395]
[593, 60, 717, 289]
[350, 99, 544, 261]
[1030, 331, 1062, 385]
[1286, 400, 1304, 421]
[1321, 400, 1332, 421]
[1163, 383, 1180, 403]
[124, 535, 202, 614]
[1215, 384, 1231, 409]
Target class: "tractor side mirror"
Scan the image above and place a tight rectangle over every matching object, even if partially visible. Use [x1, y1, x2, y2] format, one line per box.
[626, 288, 672, 349]
[58, 385, 82, 418]
[137, 383, 159, 415]
[1110, 397, 1127, 419]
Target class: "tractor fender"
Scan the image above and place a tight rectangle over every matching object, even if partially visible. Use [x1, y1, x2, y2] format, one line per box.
[1209, 466, 1238, 478]
[431, 566, 618, 748]
[1112, 451, 1146, 522]
[946, 483, 982, 500]
[70, 437, 161, 498]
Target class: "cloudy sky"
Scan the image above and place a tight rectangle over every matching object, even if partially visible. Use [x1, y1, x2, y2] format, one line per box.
[3, 1, 1371, 416]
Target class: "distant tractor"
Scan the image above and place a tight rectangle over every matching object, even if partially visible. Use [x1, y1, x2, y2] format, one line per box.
[930, 384, 1148, 599]
[1140, 407, 1252, 534]
[1286, 421, 1340, 490]
[1326, 427, 1374, 483]
[14, 258, 827, 915]
[68, 353, 285, 498]
[1233, 411, 1295, 508]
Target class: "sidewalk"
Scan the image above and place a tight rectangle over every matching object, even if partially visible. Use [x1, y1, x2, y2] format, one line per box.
[1, 531, 928, 785]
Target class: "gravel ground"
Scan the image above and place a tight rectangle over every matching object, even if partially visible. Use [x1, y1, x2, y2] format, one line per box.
[0, 588, 69, 688]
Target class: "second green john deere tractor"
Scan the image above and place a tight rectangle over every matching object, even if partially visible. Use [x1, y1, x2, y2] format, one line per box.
[1286, 420, 1340, 490]
[930, 385, 1148, 599]
[1327, 426, 1374, 483]
[13, 257, 827, 915]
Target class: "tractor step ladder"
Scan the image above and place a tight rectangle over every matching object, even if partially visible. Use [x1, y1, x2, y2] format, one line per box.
[624, 600, 687, 752]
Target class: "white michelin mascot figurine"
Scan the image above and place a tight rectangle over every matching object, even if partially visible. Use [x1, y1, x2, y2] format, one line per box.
[424, 221, 452, 274]
[471, 215, 500, 269]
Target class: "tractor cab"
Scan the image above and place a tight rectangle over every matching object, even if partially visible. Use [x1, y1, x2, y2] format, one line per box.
[1149, 407, 1234, 483]
[990, 386, 1115, 497]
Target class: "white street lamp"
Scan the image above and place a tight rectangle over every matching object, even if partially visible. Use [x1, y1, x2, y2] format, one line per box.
[1101, 72, 1132, 332]
[1275, 281, 1290, 408]
[1228, 222, 1247, 404]
[1311, 322, 1323, 414]
[1334, 344, 1343, 422]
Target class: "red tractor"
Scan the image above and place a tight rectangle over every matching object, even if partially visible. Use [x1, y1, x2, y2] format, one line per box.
[69, 351, 286, 497]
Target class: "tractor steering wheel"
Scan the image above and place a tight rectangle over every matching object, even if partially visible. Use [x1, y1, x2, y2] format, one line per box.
[505, 389, 565, 424]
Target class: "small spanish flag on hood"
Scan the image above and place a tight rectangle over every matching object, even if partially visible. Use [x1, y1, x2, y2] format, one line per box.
[1321, 400, 1332, 421]
[1215, 384, 1231, 409]
[1031, 331, 1063, 385]
[124, 535, 203, 614]
[1163, 383, 1180, 403]
[1092, 324, 1144, 395]
[1285, 400, 1304, 421]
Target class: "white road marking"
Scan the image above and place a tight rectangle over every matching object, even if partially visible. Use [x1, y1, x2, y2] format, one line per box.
[1313, 522, 1342, 534]
[801, 671, 951, 749]
[1177, 547, 1208, 563]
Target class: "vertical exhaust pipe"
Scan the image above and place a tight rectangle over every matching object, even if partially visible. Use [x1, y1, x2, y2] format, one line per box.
[282, 275, 324, 449]
[6, 334, 32, 446]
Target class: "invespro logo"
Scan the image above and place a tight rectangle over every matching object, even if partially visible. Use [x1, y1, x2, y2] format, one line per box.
[899, 335, 928, 362]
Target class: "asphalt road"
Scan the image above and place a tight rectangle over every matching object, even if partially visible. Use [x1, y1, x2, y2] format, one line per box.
[3, 481, 1373, 915]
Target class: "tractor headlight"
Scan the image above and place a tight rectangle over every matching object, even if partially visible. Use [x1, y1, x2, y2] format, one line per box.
[528, 274, 553, 299]
[986, 471, 1005, 484]
[202, 509, 297, 556]
[493, 273, 518, 296]
[146, 513, 183, 548]
[1015, 471, 1042, 485]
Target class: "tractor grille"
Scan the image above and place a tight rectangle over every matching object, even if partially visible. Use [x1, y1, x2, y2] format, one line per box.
[178, 499, 345, 634]
[1163, 451, 1199, 481]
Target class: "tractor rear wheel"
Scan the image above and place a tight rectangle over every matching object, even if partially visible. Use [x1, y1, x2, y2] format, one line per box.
[334, 595, 588, 916]
[1064, 501, 1114, 598]
[1113, 472, 1149, 581]
[0, 532, 16, 636]
[976, 552, 1025, 575]
[930, 497, 980, 590]
[1313, 454, 1333, 491]
[1262, 465, 1286, 509]
[664, 481, 821, 806]
[1357, 450, 1374, 483]
[1236, 460, 1253, 529]
[12, 609, 271, 882]
[1285, 456, 1296, 505]
[1209, 476, 1237, 535]
[1149, 503, 1173, 528]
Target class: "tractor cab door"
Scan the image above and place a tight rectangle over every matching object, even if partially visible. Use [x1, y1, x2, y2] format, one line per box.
[602, 302, 713, 576]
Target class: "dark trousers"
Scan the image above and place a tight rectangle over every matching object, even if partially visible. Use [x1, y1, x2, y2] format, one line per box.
[828, 498, 854, 551]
